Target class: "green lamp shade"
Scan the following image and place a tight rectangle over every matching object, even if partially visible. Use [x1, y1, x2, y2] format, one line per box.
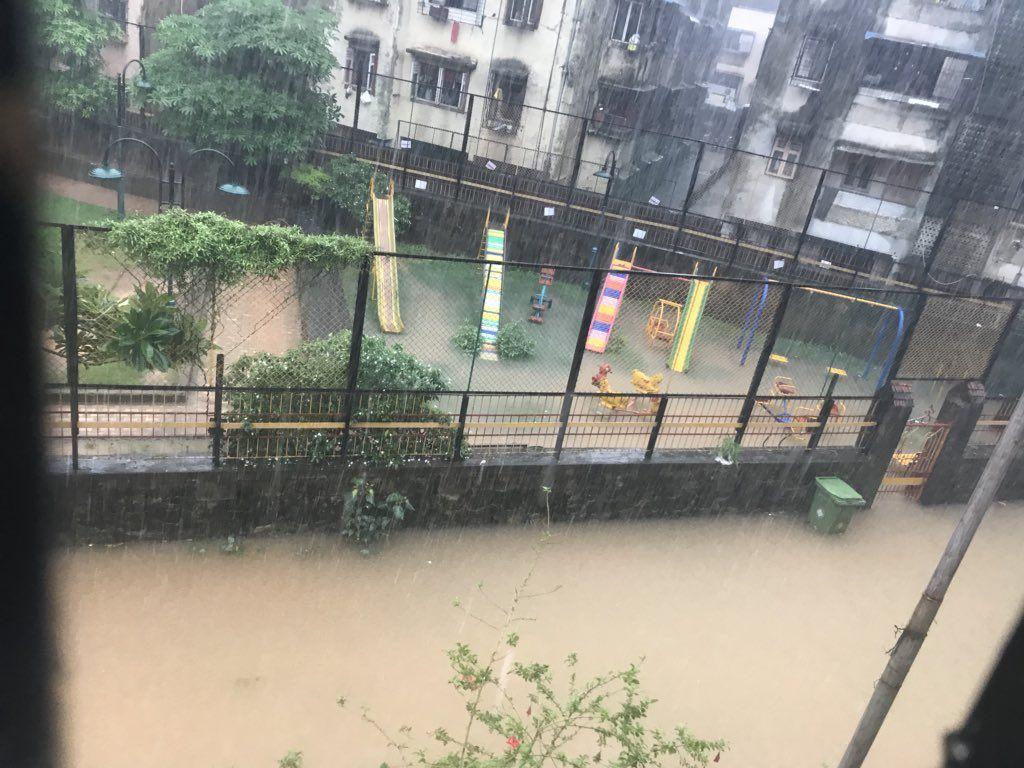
[89, 166, 123, 180]
[593, 169, 612, 179]
[218, 183, 250, 196]
[135, 77, 153, 91]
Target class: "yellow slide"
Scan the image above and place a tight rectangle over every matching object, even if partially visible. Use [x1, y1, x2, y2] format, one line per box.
[370, 177, 403, 333]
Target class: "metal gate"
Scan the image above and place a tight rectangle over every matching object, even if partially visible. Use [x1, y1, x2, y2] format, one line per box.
[880, 421, 951, 500]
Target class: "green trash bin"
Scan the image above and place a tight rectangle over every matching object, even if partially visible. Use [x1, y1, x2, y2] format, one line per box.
[809, 476, 865, 534]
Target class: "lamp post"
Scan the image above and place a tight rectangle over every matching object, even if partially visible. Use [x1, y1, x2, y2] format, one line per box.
[88, 138, 249, 213]
[113, 58, 152, 218]
[593, 150, 617, 209]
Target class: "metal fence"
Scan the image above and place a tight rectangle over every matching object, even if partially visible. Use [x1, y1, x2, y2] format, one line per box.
[46, 66, 1024, 302]
[40, 223, 1021, 467]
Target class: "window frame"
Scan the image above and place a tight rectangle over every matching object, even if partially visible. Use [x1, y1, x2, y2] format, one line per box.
[765, 136, 802, 180]
[345, 43, 379, 96]
[485, 71, 528, 132]
[411, 56, 471, 112]
[611, 0, 644, 43]
[792, 36, 832, 86]
[722, 29, 755, 55]
[505, 0, 542, 28]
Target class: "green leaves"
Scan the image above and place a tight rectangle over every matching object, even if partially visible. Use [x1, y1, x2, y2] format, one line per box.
[106, 209, 371, 291]
[340, 477, 413, 547]
[290, 157, 414, 235]
[144, 0, 340, 164]
[33, 0, 117, 117]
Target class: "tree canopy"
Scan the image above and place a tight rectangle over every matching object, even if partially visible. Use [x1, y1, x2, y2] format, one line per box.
[145, 0, 341, 164]
[33, 0, 117, 117]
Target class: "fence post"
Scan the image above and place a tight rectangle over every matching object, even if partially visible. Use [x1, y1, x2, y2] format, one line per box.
[451, 393, 470, 461]
[339, 256, 372, 459]
[735, 283, 793, 444]
[790, 169, 827, 274]
[807, 371, 840, 450]
[644, 395, 668, 461]
[454, 94, 474, 200]
[918, 380, 987, 506]
[211, 353, 225, 467]
[725, 220, 743, 275]
[565, 117, 589, 207]
[552, 268, 604, 459]
[980, 299, 1021, 385]
[668, 143, 704, 259]
[349, 79, 362, 153]
[60, 225, 80, 471]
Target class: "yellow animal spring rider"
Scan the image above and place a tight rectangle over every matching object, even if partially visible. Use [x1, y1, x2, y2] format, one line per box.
[590, 364, 663, 415]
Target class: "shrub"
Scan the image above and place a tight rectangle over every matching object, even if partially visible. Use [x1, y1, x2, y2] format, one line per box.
[106, 209, 371, 292]
[341, 477, 412, 549]
[52, 281, 212, 372]
[224, 332, 453, 465]
[496, 320, 535, 360]
[452, 322, 482, 356]
[453, 320, 534, 360]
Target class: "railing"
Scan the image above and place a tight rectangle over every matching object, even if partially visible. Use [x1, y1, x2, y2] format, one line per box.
[969, 395, 1017, 447]
[43, 381, 878, 466]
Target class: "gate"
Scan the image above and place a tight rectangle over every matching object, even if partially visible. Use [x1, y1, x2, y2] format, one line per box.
[880, 421, 950, 500]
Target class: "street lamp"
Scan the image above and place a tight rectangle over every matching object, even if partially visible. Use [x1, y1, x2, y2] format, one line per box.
[111, 58, 153, 217]
[88, 138, 248, 212]
[181, 148, 249, 209]
[593, 150, 617, 208]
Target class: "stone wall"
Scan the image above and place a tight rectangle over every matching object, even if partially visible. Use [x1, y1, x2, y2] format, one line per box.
[51, 448, 864, 545]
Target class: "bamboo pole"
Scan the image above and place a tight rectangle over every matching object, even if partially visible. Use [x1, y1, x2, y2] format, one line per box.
[836, 392, 1024, 768]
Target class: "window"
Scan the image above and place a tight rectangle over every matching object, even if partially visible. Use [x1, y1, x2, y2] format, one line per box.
[612, 0, 643, 43]
[705, 72, 743, 109]
[485, 71, 528, 132]
[766, 136, 802, 179]
[422, 0, 485, 25]
[345, 42, 378, 95]
[792, 36, 832, 85]
[411, 56, 470, 110]
[722, 29, 755, 55]
[837, 152, 879, 191]
[590, 81, 651, 137]
[861, 38, 967, 102]
[505, 0, 542, 28]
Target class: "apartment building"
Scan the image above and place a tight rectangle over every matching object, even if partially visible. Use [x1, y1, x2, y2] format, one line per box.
[331, 0, 730, 195]
[705, 0, 1000, 267]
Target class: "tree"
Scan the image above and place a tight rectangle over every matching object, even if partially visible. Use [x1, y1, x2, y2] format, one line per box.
[144, 0, 340, 164]
[32, 0, 117, 117]
[291, 156, 414, 235]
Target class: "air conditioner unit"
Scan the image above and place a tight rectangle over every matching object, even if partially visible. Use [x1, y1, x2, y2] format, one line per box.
[428, 3, 448, 21]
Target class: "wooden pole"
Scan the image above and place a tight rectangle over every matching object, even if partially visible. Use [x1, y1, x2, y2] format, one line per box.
[836, 391, 1024, 768]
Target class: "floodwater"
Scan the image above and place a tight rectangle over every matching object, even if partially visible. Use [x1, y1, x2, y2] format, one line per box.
[54, 497, 1024, 768]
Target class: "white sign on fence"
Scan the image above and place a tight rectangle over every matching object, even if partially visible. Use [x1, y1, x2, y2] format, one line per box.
[414, 179, 428, 190]
[772, 259, 785, 270]
[633, 228, 647, 240]
[400, 138, 412, 149]
[544, 206, 556, 217]
[648, 196, 661, 206]
[485, 160, 497, 171]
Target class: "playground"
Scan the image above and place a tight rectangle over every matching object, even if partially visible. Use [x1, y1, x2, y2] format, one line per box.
[355, 197, 907, 408]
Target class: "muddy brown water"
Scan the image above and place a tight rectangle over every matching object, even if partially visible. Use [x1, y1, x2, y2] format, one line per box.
[54, 497, 1024, 768]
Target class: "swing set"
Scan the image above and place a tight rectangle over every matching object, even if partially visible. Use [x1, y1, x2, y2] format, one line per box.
[736, 284, 906, 393]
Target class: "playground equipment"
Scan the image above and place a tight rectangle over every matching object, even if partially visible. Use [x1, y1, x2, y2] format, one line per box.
[367, 176, 403, 333]
[646, 299, 682, 343]
[529, 267, 555, 324]
[736, 279, 770, 366]
[590, 363, 663, 414]
[477, 208, 509, 361]
[585, 243, 637, 353]
[736, 284, 905, 391]
[668, 273, 713, 373]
